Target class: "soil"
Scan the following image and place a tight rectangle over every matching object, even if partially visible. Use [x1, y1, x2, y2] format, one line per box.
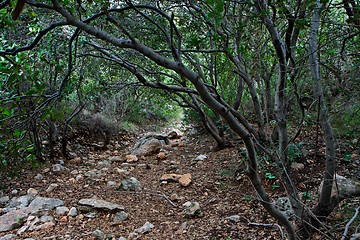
[0, 126, 359, 240]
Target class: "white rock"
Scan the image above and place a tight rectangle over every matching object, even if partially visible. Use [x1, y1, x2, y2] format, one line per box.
[195, 155, 207, 161]
[67, 207, 78, 217]
[56, 206, 69, 216]
[34, 174, 44, 180]
[134, 222, 154, 234]
[46, 183, 59, 192]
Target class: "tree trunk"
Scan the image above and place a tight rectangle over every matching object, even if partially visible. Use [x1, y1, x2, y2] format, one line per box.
[304, 0, 337, 234]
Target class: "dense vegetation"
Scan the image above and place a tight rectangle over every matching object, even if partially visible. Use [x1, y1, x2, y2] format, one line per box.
[0, 0, 359, 239]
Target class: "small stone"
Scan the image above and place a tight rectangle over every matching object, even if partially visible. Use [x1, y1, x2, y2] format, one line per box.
[46, 183, 59, 192]
[183, 201, 203, 218]
[225, 215, 241, 222]
[0, 196, 9, 206]
[156, 152, 167, 160]
[17, 225, 29, 235]
[120, 177, 141, 191]
[170, 193, 180, 202]
[68, 178, 76, 183]
[113, 211, 129, 223]
[70, 170, 79, 175]
[34, 174, 44, 180]
[33, 221, 55, 230]
[107, 181, 117, 187]
[75, 174, 83, 181]
[11, 189, 18, 195]
[97, 160, 111, 169]
[195, 155, 207, 161]
[40, 215, 54, 222]
[92, 229, 105, 240]
[291, 162, 305, 171]
[43, 168, 50, 173]
[134, 222, 154, 234]
[160, 174, 182, 182]
[67, 207, 78, 217]
[79, 198, 124, 212]
[59, 216, 68, 222]
[56, 206, 69, 215]
[179, 174, 192, 187]
[118, 237, 127, 240]
[0, 234, 16, 240]
[52, 164, 65, 173]
[125, 155, 138, 163]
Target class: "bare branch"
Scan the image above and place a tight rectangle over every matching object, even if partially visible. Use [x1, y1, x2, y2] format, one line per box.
[0, 21, 67, 56]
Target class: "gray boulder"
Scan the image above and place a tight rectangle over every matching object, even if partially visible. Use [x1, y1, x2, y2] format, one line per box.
[79, 198, 124, 212]
[120, 177, 141, 191]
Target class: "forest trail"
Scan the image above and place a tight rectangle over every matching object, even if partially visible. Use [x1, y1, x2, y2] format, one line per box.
[0, 127, 359, 240]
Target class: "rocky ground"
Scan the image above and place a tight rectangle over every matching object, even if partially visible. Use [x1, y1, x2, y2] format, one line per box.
[0, 127, 359, 240]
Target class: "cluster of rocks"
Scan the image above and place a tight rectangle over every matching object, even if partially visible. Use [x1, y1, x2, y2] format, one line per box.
[0, 128, 212, 239]
[0, 187, 131, 239]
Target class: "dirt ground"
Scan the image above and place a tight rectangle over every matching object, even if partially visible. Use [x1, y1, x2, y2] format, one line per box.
[1, 126, 359, 240]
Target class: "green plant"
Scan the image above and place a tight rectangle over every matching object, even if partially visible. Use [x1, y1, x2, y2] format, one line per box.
[287, 143, 304, 162]
[265, 172, 276, 180]
[302, 191, 311, 201]
[243, 195, 253, 202]
[343, 153, 352, 163]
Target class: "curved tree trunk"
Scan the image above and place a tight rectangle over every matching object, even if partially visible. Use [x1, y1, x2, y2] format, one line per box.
[305, 1, 337, 234]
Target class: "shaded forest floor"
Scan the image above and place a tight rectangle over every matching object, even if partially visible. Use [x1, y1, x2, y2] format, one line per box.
[0, 124, 359, 240]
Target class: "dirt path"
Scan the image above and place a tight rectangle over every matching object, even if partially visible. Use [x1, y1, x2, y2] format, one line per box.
[0, 130, 358, 239]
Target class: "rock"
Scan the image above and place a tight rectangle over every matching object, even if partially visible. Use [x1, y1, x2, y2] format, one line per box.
[56, 206, 69, 215]
[78, 198, 124, 212]
[0, 196, 9, 206]
[46, 183, 59, 192]
[156, 152, 167, 160]
[291, 162, 305, 171]
[11, 189, 18, 195]
[92, 229, 105, 240]
[195, 155, 207, 161]
[273, 197, 294, 220]
[126, 155, 138, 163]
[170, 193, 180, 202]
[108, 156, 122, 162]
[120, 177, 141, 191]
[113, 211, 129, 223]
[68, 207, 78, 217]
[56, 159, 65, 165]
[40, 215, 54, 222]
[167, 128, 183, 139]
[8, 194, 34, 209]
[97, 160, 112, 169]
[160, 174, 182, 182]
[29, 197, 64, 211]
[70, 170, 79, 175]
[319, 174, 360, 198]
[183, 201, 203, 218]
[118, 237, 127, 240]
[34, 174, 44, 180]
[32, 221, 55, 231]
[128, 232, 139, 240]
[225, 215, 241, 222]
[52, 164, 65, 173]
[0, 207, 33, 232]
[179, 173, 192, 187]
[0, 234, 16, 240]
[131, 135, 164, 156]
[76, 174, 84, 181]
[17, 225, 29, 235]
[134, 221, 154, 234]
[107, 181, 117, 187]
[84, 170, 103, 179]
